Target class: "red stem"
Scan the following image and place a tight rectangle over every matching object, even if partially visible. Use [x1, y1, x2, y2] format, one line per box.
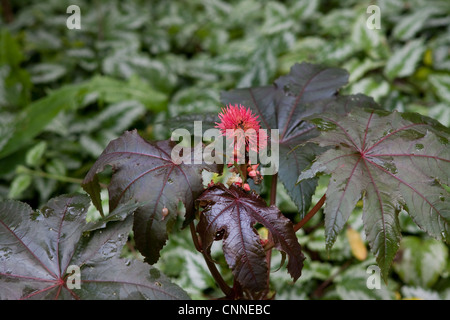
[294, 194, 326, 232]
[1, 0, 14, 23]
[264, 194, 326, 251]
[269, 173, 278, 206]
[267, 174, 278, 286]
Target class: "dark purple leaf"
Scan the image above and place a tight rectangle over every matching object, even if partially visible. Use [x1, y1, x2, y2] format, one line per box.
[196, 183, 304, 293]
[298, 109, 450, 279]
[221, 62, 378, 217]
[0, 194, 189, 300]
[82, 130, 221, 264]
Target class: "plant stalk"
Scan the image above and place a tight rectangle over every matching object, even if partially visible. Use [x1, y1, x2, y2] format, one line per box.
[293, 193, 326, 232]
[264, 173, 278, 297]
[1, 0, 14, 23]
[17, 165, 108, 188]
[264, 193, 326, 251]
[189, 222, 233, 298]
[17, 166, 84, 185]
[269, 173, 278, 206]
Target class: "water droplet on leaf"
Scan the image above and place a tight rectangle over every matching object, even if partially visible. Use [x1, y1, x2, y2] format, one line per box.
[65, 205, 80, 221]
[100, 240, 117, 259]
[311, 119, 337, 132]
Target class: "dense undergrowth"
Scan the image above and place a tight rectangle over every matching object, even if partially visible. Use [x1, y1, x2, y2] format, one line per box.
[0, 0, 449, 300]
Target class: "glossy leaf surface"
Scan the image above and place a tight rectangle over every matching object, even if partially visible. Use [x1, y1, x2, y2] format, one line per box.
[83, 130, 221, 263]
[0, 194, 189, 300]
[196, 183, 304, 292]
[298, 109, 450, 278]
[222, 62, 378, 218]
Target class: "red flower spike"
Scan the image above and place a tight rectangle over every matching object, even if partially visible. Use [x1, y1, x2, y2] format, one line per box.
[215, 104, 268, 161]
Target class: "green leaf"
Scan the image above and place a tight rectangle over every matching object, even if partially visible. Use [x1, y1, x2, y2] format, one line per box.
[392, 8, 440, 41]
[0, 194, 189, 300]
[349, 78, 390, 102]
[279, 37, 327, 72]
[25, 141, 47, 167]
[70, 100, 147, 157]
[429, 103, 450, 127]
[298, 109, 450, 279]
[236, 44, 277, 87]
[85, 75, 168, 111]
[401, 286, 442, 300]
[169, 87, 220, 116]
[45, 158, 67, 177]
[344, 58, 385, 84]
[154, 227, 220, 299]
[351, 15, 388, 59]
[29, 63, 67, 84]
[0, 73, 168, 160]
[69, 100, 146, 135]
[0, 83, 86, 159]
[335, 265, 395, 300]
[161, 112, 219, 134]
[429, 74, 450, 104]
[393, 236, 448, 288]
[8, 174, 32, 199]
[0, 29, 31, 108]
[0, 113, 14, 153]
[260, 2, 294, 36]
[384, 39, 426, 80]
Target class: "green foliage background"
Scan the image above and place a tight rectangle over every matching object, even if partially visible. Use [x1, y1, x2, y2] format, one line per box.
[0, 0, 449, 299]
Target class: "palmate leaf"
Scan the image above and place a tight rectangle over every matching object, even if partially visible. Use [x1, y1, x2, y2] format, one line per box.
[196, 183, 304, 293]
[83, 130, 221, 264]
[298, 108, 450, 279]
[221, 62, 379, 218]
[0, 194, 189, 300]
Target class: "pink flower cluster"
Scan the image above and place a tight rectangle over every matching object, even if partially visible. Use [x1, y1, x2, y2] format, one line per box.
[214, 104, 267, 191]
